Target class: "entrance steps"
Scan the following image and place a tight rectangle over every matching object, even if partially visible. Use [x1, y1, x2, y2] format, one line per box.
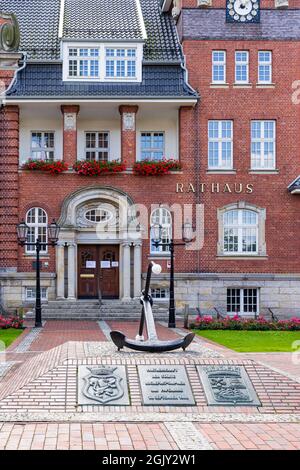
[24, 299, 179, 321]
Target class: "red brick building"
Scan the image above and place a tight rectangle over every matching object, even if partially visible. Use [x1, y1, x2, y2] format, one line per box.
[1, 0, 300, 318]
[161, 0, 300, 316]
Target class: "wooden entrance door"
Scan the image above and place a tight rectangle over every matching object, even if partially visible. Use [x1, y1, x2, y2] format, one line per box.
[78, 245, 119, 299]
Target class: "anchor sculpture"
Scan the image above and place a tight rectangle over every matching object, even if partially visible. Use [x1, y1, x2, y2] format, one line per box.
[110, 262, 195, 353]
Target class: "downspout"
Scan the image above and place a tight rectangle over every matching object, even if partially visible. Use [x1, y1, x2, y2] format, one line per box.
[0, 51, 27, 102]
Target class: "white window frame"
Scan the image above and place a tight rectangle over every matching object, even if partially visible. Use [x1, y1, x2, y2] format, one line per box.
[31, 131, 55, 161]
[227, 288, 259, 317]
[150, 207, 172, 254]
[105, 47, 137, 80]
[25, 208, 48, 255]
[223, 209, 258, 255]
[258, 51, 272, 84]
[25, 287, 48, 302]
[85, 131, 110, 162]
[208, 120, 233, 169]
[251, 120, 276, 170]
[62, 42, 143, 83]
[235, 51, 249, 84]
[68, 47, 100, 79]
[151, 287, 170, 300]
[140, 131, 165, 161]
[212, 50, 226, 84]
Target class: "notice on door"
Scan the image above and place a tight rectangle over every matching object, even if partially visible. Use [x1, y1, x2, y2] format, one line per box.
[86, 261, 96, 269]
[112, 262, 119, 268]
[101, 261, 111, 268]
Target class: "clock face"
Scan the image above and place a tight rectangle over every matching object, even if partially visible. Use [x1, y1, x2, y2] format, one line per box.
[226, 0, 260, 24]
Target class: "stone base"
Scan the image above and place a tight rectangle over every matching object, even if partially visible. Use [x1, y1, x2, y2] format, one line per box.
[1, 271, 300, 318]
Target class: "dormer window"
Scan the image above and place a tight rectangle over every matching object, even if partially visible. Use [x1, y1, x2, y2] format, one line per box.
[106, 48, 137, 79]
[68, 48, 100, 79]
[63, 42, 143, 82]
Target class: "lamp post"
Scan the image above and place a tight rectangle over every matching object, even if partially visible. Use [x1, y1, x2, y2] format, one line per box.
[151, 220, 194, 328]
[17, 219, 60, 328]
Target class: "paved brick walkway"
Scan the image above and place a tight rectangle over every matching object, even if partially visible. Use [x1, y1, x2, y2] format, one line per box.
[197, 422, 300, 450]
[0, 422, 177, 450]
[28, 321, 106, 352]
[1, 320, 300, 451]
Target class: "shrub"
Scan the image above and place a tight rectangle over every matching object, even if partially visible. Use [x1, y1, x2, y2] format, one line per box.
[190, 316, 300, 331]
[0, 315, 24, 330]
[73, 160, 126, 176]
[133, 159, 182, 176]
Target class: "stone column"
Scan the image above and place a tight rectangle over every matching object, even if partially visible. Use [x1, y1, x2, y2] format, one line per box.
[67, 243, 76, 300]
[0, 105, 19, 271]
[61, 105, 80, 168]
[56, 243, 65, 299]
[133, 242, 142, 298]
[119, 105, 139, 168]
[122, 242, 131, 301]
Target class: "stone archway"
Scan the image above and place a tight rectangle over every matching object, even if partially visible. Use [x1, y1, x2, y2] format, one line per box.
[56, 186, 142, 301]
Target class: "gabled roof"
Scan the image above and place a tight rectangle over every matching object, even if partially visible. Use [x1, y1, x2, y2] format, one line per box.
[63, 0, 146, 41]
[0, 0, 182, 62]
[0, 0, 61, 60]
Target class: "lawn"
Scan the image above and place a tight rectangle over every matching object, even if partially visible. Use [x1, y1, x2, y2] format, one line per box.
[0, 329, 23, 349]
[194, 330, 300, 352]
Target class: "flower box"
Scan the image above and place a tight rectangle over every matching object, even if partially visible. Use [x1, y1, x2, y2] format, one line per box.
[21, 159, 68, 175]
[73, 160, 126, 176]
[133, 159, 182, 176]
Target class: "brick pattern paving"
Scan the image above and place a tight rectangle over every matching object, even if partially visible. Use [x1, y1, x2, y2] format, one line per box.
[0, 422, 177, 450]
[28, 321, 106, 351]
[1, 321, 300, 451]
[246, 353, 300, 383]
[197, 422, 300, 450]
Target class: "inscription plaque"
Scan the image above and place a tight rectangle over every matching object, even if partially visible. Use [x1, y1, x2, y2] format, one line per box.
[197, 365, 261, 406]
[138, 365, 195, 406]
[78, 365, 130, 405]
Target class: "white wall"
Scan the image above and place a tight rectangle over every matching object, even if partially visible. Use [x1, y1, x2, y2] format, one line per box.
[19, 109, 63, 163]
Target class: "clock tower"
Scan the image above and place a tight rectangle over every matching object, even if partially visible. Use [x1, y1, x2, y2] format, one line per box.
[226, 0, 260, 23]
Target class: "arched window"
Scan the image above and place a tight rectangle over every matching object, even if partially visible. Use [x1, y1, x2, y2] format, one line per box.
[150, 208, 172, 253]
[223, 209, 258, 254]
[26, 208, 48, 254]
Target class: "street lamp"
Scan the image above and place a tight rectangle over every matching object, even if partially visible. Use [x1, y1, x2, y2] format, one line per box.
[151, 218, 194, 328]
[17, 219, 60, 327]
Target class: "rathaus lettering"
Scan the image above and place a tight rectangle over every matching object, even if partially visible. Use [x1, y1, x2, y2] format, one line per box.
[176, 183, 254, 194]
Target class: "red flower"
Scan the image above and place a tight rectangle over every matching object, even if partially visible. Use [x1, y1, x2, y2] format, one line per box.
[73, 160, 126, 176]
[133, 159, 182, 176]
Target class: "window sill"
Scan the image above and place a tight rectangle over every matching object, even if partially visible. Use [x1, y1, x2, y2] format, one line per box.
[22, 254, 50, 259]
[249, 169, 279, 174]
[256, 83, 276, 88]
[148, 253, 171, 260]
[217, 255, 268, 260]
[207, 169, 236, 174]
[210, 83, 230, 88]
[233, 83, 253, 88]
